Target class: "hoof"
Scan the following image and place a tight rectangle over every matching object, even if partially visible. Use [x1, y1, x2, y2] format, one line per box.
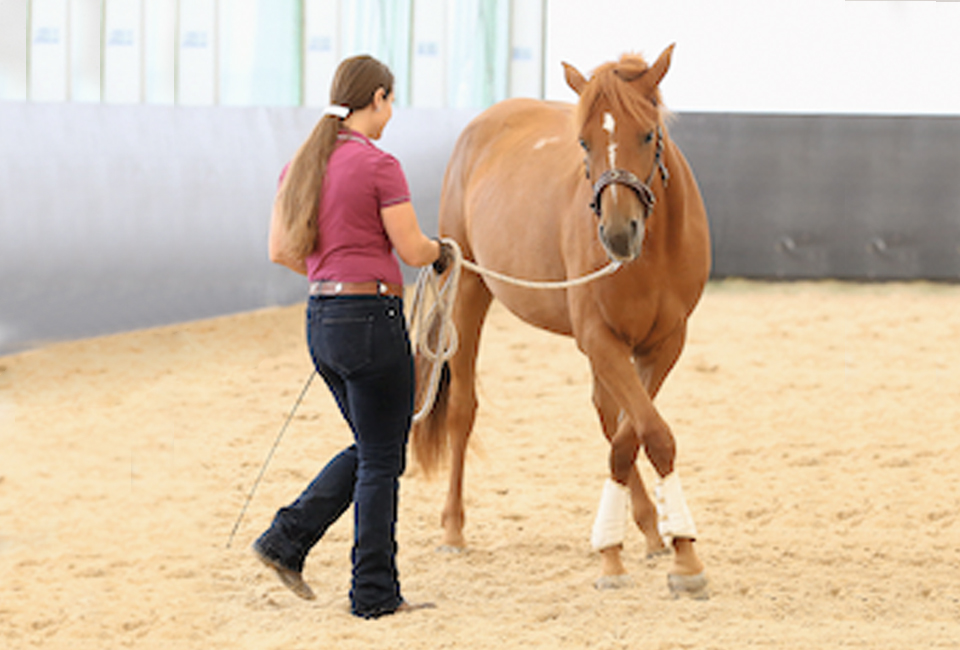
[646, 547, 671, 560]
[436, 544, 465, 554]
[594, 574, 635, 590]
[667, 572, 709, 600]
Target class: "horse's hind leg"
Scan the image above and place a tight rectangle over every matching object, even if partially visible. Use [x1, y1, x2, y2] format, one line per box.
[439, 271, 493, 550]
[592, 378, 667, 563]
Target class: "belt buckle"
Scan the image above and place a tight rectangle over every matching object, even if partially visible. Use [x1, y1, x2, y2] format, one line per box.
[377, 282, 387, 296]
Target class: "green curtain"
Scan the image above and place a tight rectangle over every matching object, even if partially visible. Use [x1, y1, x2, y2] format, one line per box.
[448, 0, 509, 108]
[220, 0, 302, 106]
[341, 0, 411, 106]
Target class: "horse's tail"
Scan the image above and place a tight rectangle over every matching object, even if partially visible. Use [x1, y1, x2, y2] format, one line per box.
[411, 355, 452, 477]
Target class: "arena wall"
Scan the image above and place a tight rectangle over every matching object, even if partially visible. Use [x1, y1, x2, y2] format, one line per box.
[0, 103, 476, 354]
[673, 112, 960, 281]
[1, 104, 958, 354]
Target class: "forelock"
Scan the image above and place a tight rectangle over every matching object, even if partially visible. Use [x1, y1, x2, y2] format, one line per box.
[575, 54, 664, 132]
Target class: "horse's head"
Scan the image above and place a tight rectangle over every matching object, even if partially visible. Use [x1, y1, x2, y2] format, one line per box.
[563, 45, 674, 263]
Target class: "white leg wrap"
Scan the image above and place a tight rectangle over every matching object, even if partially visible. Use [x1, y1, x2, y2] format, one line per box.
[591, 479, 630, 551]
[656, 472, 698, 540]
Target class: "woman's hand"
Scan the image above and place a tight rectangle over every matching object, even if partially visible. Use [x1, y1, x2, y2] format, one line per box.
[432, 240, 454, 274]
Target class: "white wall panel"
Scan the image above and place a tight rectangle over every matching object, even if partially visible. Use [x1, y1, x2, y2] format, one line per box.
[144, 0, 176, 104]
[0, 0, 28, 100]
[28, 0, 68, 101]
[508, 0, 543, 98]
[303, 0, 339, 107]
[68, 0, 100, 102]
[411, 0, 445, 108]
[177, 0, 216, 105]
[545, 0, 960, 116]
[102, 0, 143, 103]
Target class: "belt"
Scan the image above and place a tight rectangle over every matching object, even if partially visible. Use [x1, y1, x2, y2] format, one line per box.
[309, 280, 404, 298]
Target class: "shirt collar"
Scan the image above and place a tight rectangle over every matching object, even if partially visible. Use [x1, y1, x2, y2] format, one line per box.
[338, 129, 371, 146]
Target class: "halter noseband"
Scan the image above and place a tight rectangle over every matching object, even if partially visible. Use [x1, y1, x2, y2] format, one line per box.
[589, 125, 669, 217]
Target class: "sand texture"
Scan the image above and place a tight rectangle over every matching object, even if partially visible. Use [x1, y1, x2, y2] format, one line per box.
[1, 281, 959, 648]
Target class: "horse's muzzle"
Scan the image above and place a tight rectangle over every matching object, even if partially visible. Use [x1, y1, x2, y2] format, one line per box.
[599, 218, 644, 262]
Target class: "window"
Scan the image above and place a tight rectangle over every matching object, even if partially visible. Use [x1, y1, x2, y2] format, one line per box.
[0, 0, 544, 108]
[220, 0, 301, 107]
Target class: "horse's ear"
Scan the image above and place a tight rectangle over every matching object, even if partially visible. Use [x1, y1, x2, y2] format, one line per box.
[645, 43, 676, 89]
[563, 62, 588, 96]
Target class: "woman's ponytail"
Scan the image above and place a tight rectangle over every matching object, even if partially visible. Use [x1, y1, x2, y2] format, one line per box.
[275, 115, 340, 260]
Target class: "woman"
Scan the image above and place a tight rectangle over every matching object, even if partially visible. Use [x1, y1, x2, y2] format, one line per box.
[253, 55, 450, 619]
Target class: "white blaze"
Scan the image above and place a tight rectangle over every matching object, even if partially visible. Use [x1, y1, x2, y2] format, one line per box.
[602, 112, 617, 168]
[602, 112, 618, 202]
[602, 112, 615, 133]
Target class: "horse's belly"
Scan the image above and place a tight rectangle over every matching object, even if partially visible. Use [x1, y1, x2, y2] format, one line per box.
[493, 285, 574, 337]
[470, 226, 574, 335]
[450, 97, 586, 337]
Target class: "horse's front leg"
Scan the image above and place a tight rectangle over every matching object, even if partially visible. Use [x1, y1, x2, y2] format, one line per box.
[581, 323, 707, 596]
[592, 378, 667, 562]
[633, 328, 707, 591]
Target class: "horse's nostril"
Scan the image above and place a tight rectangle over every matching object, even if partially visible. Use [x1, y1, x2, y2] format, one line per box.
[630, 219, 640, 237]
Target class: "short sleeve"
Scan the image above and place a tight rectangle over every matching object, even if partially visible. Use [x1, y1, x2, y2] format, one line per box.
[278, 162, 291, 186]
[375, 153, 411, 208]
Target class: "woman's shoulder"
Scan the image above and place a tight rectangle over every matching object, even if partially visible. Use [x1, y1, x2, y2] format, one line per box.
[338, 133, 401, 168]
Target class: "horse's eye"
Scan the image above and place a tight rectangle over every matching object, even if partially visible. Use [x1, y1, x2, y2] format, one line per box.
[579, 139, 589, 152]
[643, 131, 654, 145]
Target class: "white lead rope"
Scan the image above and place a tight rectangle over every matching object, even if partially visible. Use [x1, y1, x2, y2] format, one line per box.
[409, 238, 621, 422]
[459, 255, 622, 290]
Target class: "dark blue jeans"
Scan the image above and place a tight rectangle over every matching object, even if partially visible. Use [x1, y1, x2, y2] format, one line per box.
[255, 295, 414, 618]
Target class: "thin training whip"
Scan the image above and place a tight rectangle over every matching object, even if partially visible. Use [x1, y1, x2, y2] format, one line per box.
[226, 371, 317, 548]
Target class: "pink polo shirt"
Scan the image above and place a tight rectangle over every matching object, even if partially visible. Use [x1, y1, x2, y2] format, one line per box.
[305, 130, 411, 284]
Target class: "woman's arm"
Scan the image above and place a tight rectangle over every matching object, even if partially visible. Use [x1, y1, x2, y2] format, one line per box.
[381, 201, 441, 267]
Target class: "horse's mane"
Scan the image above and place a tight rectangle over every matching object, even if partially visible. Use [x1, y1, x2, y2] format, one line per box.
[576, 54, 668, 130]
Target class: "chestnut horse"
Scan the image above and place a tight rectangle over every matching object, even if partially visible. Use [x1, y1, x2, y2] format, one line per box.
[413, 45, 711, 596]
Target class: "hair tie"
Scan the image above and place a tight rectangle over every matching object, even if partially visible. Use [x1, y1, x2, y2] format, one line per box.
[323, 105, 350, 119]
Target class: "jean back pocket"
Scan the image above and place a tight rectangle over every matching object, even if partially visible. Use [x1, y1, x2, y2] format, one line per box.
[315, 312, 375, 377]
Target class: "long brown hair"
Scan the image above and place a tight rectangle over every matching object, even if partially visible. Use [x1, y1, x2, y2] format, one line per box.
[276, 55, 395, 259]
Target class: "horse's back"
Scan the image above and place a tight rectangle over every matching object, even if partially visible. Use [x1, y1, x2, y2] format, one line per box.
[439, 98, 589, 335]
[442, 97, 578, 202]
